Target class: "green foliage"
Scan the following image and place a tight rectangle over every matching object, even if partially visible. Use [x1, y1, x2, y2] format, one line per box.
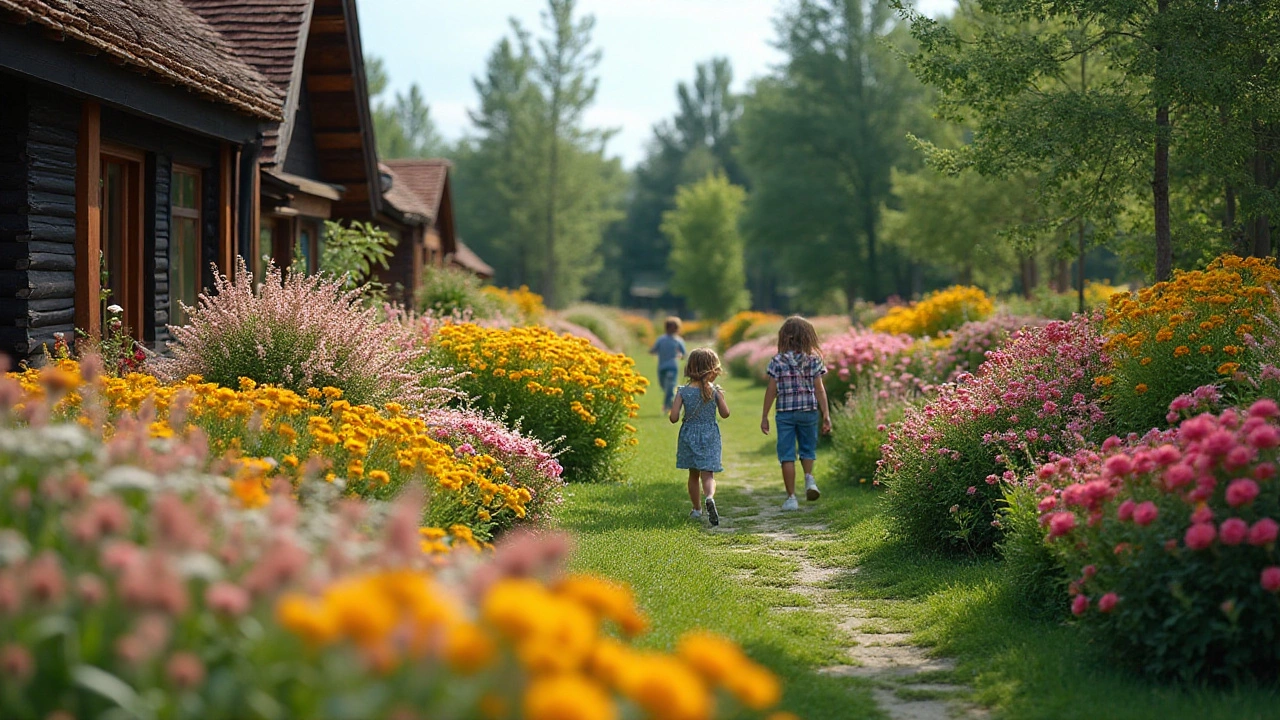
[663, 173, 750, 320]
[415, 266, 501, 318]
[318, 220, 397, 297]
[997, 484, 1067, 616]
[560, 303, 632, 350]
[830, 387, 906, 486]
[367, 56, 449, 160]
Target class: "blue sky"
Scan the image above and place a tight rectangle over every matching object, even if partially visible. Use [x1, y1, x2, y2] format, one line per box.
[359, 0, 957, 168]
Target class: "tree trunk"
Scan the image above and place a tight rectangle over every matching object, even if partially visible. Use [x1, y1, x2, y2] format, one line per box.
[1225, 181, 1242, 254]
[1077, 218, 1086, 315]
[1152, 0, 1172, 282]
[864, 209, 879, 302]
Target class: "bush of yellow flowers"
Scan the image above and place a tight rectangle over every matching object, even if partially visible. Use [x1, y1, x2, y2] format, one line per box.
[1099, 254, 1280, 434]
[8, 359, 541, 540]
[871, 286, 995, 338]
[716, 311, 783, 351]
[0, 371, 789, 720]
[483, 285, 547, 324]
[431, 323, 648, 481]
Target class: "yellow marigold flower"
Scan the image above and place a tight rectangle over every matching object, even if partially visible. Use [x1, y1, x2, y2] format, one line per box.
[523, 674, 616, 720]
[1140, 357, 1152, 366]
[445, 622, 496, 674]
[1154, 328, 1174, 342]
[368, 469, 391, 486]
[617, 653, 712, 720]
[1218, 362, 1240, 375]
[230, 477, 269, 508]
[1174, 345, 1191, 357]
[1223, 345, 1240, 355]
[1135, 384, 1148, 395]
[594, 438, 608, 448]
[238, 377, 257, 391]
[322, 386, 343, 400]
[1200, 345, 1213, 354]
[282, 454, 299, 468]
[1094, 376, 1114, 387]
[277, 594, 339, 645]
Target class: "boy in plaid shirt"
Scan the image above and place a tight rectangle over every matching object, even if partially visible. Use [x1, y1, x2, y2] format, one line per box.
[760, 316, 831, 511]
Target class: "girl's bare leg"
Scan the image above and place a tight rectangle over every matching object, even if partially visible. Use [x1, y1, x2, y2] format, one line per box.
[700, 470, 716, 500]
[687, 469, 701, 510]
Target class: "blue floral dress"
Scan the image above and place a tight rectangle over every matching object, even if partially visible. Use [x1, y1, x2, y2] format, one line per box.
[676, 384, 723, 472]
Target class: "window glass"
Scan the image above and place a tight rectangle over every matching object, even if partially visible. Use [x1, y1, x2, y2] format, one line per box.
[171, 168, 201, 326]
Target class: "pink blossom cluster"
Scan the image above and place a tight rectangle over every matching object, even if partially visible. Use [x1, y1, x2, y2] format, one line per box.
[929, 315, 1043, 381]
[723, 336, 779, 383]
[820, 328, 932, 402]
[426, 408, 565, 524]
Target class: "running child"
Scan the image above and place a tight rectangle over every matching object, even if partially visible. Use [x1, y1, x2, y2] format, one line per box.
[670, 348, 730, 526]
[760, 316, 831, 511]
[650, 316, 687, 413]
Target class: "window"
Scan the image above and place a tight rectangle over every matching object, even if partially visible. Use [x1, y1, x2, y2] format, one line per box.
[299, 220, 322, 274]
[100, 147, 144, 337]
[171, 166, 201, 326]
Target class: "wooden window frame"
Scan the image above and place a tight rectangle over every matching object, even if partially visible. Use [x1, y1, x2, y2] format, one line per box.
[100, 143, 146, 339]
[171, 165, 203, 326]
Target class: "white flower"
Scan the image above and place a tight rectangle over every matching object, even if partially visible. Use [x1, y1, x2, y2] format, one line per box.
[107, 304, 124, 314]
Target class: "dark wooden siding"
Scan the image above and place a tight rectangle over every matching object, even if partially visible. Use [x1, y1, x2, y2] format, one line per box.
[282, 87, 321, 179]
[0, 80, 79, 363]
[148, 154, 172, 344]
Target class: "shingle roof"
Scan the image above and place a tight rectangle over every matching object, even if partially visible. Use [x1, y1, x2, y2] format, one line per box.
[382, 165, 434, 221]
[0, 0, 282, 120]
[384, 159, 451, 222]
[450, 240, 494, 278]
[183, 0, 311, 162]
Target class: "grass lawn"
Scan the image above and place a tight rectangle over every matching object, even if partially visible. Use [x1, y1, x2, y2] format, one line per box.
[559, 354, 1280, 719]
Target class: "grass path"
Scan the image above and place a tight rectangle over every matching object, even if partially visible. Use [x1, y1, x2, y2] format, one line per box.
[558, 363, 975, 719]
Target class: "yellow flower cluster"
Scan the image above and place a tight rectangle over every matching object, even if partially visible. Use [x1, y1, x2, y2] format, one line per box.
[1083, 280, 1126, 308]
[1099, 254, 1280, 425]
[8, 363, 531, 536]
[871, 285, 995, 337]
[716, 311, 783, 350]
[433, 324, 647, 479]
[483, 285, 546, 323]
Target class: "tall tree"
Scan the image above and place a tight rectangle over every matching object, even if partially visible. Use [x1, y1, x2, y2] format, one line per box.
[663, 174, 750, 320]
[366, 56, 448, 160]
[740, 0, 925, 307]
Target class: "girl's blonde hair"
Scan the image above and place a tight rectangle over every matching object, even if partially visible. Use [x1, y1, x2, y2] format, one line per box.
[684, 348, 721, 401]
[777, 316, 821, 357]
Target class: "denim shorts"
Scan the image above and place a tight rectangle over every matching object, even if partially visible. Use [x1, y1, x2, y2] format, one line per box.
[775, 410, 819, 463]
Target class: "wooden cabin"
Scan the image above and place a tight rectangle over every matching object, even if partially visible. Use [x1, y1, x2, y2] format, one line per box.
[0, 0, 283, 364]
[381, 159, 464, 297]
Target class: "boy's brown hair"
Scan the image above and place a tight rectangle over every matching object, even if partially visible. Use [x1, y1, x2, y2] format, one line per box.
[664, 316, 682, 334]
[777, 316, 821, 357]
[684, 348, 721, 400]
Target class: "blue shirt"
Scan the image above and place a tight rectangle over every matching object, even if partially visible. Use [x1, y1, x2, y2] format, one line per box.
[651, 334, 686, 371]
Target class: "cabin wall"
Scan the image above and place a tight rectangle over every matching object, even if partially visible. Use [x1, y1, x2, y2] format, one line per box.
[0, 80, 79, 364]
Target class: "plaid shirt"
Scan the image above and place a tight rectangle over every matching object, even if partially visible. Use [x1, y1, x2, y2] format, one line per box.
[766, 352, 827, 413]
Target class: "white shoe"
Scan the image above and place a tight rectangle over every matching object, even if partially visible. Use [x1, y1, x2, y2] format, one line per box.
[781, 495, 799, 511]
[805, 474, 821, 501]
[690, 509, 703, 520]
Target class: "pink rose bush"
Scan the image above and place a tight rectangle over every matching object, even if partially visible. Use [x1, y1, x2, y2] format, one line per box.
[880, 315, 1110, 554]
[1035, 398, 1280, 681]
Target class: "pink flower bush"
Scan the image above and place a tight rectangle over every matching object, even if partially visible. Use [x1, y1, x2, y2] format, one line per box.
[426, 408, 565, 525]
[157, 258, 449, 409]
[1036, 399, 1280, 681]
[723, 336, 779, 383]
[880, 314, 1110, 554]
[819, 328, 932, 404]
[929, 315, 1043, 382]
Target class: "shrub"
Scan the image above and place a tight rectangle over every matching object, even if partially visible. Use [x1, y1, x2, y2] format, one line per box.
[723, 336, 777, 384]
[561, 303, 632, 350]
[871, 285, 995, 337]
[157, 258, 431, 409]
[1035, 399, 1280, 682]
[716, 311, 783, 351]
[619, 312, 658, 348]
[316, 219, 396, 298]
[820, 328, 927, 403]
[482, 285, 545, 324]
[417, 266, 502, 318]
[831, 384, 908, 485]
[879, 315, 1110, 555]
[0, 381, 785, 719]
[1100, 254, 1280, 434]
[431, 324, 647, 480]
[929, 315, 1041, 382]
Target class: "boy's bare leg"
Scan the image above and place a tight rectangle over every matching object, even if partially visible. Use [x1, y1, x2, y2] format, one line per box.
[781, 461, 797, 497]
[801, 459, 815, 477]
[687, 469, 702, 510]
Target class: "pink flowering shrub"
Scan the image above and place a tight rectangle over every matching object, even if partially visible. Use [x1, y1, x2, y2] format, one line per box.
[426, 408, 565, 526]
[929, 315, 1043, 382]
[724, 336, 778, 383]
[820, 328, 932, 404]
[157, 258, 443, 409]
[1036, 399, 1280, 681]
[879, 315, 1110, 554]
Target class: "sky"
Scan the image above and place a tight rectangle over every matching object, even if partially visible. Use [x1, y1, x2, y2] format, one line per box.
[359, 0, 958, 168]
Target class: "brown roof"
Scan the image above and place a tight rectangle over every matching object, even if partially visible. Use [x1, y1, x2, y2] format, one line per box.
[450, 240, 493, 278]
[382, 165, 433, 221]
[384, 159, 451, 222]
[183, 0, 311, 162]
[0, 0, 282, 120]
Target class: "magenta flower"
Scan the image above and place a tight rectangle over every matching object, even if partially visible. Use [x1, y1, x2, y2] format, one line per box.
[1071, 594, 1090, 616]
[1261, 567, 1280, 593]
[1219, 518, 1249, 545]
[1048, 512, 1077, 538]
[1225, 478, 1260, 507]
[1184, 523, 1217, 550]
[1097, 592, 1119, 613]
[1133, 501, 1159, 527]
[1248, 518, 1279, 546]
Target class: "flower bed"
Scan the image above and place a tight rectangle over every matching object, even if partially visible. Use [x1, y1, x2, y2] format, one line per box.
[716, 311, 783, 351]
[431, 324, 646, 481]
[1035, 399, 1280, 682]
[871, 285, 995, 337]
[929, 315, 1042, 382]
[879, 316, 1110, 554]
[0, 379, 786, 718]
[1100, 254, 1280, 434]
[820, 328, 930, 403]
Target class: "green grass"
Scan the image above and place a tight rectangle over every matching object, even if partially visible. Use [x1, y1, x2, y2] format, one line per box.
[560, 354, 1280, 720]
[558, 362, 882, 719]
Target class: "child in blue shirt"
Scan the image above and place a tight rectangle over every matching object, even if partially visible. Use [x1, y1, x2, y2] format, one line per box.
[650, 316, 687, 413]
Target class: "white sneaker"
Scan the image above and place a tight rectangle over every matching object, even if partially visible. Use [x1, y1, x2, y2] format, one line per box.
[781, 495, 799, 511]
[690, 509, 703, 520]
[805, 474, 821, 501]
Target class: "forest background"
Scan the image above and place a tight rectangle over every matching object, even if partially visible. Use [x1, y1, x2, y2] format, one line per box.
[368, 0, 1280, 318]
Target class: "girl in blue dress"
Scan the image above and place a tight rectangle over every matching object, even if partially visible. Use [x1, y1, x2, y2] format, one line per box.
[669, 348, 731, 526]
